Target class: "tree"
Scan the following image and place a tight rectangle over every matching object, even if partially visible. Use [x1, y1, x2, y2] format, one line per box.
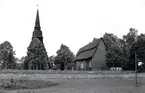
[103, 33, 126, 68]
[129, 32, 145, 71]
[119, 28, 145, 70]
[123, 28, 138, 49]
[0, 41, 16, 69]
[103, 33, 119, 50]
[55, 44, 75, 70]
[48, 55, 55, 67]
[16, 56, 25, 69]
[24, 38, 49, 70]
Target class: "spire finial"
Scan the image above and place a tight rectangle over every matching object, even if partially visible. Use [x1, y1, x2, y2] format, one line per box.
[37, 4, 39, 9]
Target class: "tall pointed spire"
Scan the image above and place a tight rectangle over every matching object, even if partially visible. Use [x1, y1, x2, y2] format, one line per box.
[35, 10, 40, 27]
[35, 5, 41, 30]
[32, 5, 43, 44]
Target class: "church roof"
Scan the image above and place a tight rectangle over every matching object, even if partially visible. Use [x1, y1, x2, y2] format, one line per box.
[75, 38, 106, 61]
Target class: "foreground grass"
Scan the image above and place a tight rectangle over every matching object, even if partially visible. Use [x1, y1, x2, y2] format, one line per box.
[0, 78, 145, 93]
[0, 69, 136, 74]
[0, 70, 144, 93]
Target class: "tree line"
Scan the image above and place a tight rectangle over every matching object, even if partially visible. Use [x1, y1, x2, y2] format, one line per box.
[104, 28, 145, 71]
[0, 28, 145, 71]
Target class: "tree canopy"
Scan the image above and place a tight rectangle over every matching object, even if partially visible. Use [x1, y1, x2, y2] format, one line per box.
[102, 28, 145, 71]
[0, 41, 16, 69]
[24, 38, 49, 70]
[103, 33, 125, 67]
[55, 44, 75, 70]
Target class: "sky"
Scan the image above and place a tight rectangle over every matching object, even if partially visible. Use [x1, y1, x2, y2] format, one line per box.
[0, 0, 145, 59]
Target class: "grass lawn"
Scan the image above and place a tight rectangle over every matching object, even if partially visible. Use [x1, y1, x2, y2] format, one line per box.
[0, 73, 144, 93]
[33, 78, 145, 93]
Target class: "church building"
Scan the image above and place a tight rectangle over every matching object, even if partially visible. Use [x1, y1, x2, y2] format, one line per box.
[75, 38, 107, 71]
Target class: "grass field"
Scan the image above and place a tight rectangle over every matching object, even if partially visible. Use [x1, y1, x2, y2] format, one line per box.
[0, 70, 136, 74]
[0, 70, 144, 93]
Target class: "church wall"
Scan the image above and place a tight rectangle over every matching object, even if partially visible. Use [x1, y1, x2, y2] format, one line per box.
[92, 39, 107, 70]
[86, 59, 92, 71]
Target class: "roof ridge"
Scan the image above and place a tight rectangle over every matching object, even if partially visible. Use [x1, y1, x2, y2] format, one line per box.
[76, 38, 101, 56]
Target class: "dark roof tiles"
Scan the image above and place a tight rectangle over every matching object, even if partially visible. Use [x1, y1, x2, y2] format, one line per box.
[75, 38, 103, 61]
[77, 39, 100, 56]
[76, 48, 96, 60]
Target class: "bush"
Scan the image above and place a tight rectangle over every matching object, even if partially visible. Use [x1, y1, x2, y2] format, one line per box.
[66, 63, 75, 70]
[138, 64, 145, 73]
[0, 78, 25, 89]
[52, 64, 61, 70]
[0, 78, 58, 90]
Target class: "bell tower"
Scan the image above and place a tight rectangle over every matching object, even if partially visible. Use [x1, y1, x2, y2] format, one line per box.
[32, 8, 43, 44]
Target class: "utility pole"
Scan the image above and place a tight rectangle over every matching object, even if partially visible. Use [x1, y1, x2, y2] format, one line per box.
[134, 28, 138, 87]
[135, 50, 138, 87]
[130, 28, 138, 87]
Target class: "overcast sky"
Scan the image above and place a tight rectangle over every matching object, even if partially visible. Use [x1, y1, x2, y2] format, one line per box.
[0, 0, 145, 58]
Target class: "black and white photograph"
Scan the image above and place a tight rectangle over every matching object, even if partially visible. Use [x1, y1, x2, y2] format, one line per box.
[0, 0, 145, 93]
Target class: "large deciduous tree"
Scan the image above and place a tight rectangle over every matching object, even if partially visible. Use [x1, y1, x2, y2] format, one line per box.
[103, 33, 126, 68]
[124, 28, 138, 70]
[129, 32, 145, 71]
[24, 38, 49, 70]
[0, 41, 16, 69]
[55, 44, 75, 70]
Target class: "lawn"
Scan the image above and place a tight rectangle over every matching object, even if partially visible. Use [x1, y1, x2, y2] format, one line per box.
[0, 70, 144, 93]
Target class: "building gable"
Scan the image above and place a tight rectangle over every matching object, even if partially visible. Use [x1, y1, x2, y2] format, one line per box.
[75, 39, 100, 61]
[91, 39, 107, 70]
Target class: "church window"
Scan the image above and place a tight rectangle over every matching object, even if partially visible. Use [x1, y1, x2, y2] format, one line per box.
[89, 61, 91, 67]
[81, 62, 84, 68]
